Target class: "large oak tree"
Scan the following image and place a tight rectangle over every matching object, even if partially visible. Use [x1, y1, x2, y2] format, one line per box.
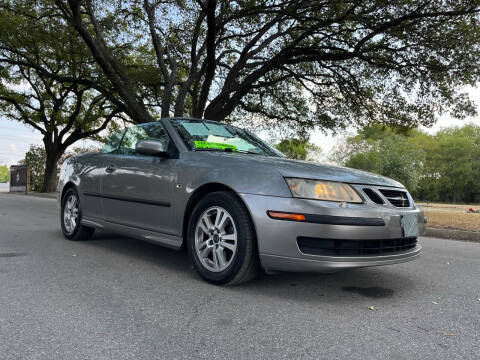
[0, 1, 125, 191]
[54, 0, 480, 135]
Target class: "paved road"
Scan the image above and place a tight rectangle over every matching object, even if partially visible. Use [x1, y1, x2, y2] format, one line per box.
[1, 194, 479, 360]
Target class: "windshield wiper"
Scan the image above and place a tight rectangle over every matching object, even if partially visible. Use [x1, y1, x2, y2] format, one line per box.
[236, 150, 262, 155]
[194, 148, 234, 152]
[194, 148, 262, 155]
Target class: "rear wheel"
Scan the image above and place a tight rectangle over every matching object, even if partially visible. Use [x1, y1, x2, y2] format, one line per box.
[61, 187, 95, 241]
[187, 191, 259, 285]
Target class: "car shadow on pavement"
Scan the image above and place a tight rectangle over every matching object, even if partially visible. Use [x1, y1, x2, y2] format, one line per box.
[237, 268, 413, 304]
[68, 230, 195, 278]
[80, 230, 419, 304]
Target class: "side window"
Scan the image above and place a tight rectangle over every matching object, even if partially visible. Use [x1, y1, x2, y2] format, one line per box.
[101, 129, 126, 153]
[118, 123, 171, 155]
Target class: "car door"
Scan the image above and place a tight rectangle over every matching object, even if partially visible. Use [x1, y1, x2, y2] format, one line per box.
[100, 123, 177, 234]
[78, 129, 127, 219]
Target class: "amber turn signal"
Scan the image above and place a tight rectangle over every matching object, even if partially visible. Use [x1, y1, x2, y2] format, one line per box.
[267, 211, 306, 222]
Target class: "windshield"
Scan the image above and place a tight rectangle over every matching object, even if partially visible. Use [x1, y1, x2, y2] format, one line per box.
[171, 119, 284, 157]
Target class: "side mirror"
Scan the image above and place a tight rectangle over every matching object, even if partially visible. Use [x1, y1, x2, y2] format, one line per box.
[135, 139, 169, 157]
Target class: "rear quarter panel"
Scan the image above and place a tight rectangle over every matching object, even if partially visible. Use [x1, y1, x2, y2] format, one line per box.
[57, 153, 105, 218]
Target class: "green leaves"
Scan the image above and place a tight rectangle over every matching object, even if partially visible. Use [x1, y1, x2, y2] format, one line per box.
[423, 125, 480, 202]
[333, 123, 480, 203]
[0, 165, 9, 183]
[276, 138, 321, 161]
[343, 131, 425, 192]
[23, 145, 47, 192]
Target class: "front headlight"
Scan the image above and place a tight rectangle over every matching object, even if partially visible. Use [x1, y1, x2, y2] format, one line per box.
[285, 178, 363, 203]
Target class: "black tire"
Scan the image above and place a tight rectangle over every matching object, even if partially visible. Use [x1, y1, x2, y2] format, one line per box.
[61, 187, 95, 241]
[187, 191, 259, 285]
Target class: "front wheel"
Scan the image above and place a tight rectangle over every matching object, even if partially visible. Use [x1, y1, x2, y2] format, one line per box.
[187, 191, 259, 285]
[61, 187, 95, 241]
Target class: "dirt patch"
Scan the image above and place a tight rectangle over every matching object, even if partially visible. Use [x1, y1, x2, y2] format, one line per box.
[418, 202, 480, 212]
[422, 209, 480, 232]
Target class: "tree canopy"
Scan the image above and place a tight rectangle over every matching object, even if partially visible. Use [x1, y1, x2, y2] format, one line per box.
[51, 0, 480, 135]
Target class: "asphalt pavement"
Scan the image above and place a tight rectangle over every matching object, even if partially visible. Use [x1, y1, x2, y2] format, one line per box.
[0, 193, 479, 359]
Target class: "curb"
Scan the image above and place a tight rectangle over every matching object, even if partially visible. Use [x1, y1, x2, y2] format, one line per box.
[424, 227, 480, 243]
[29, 192, 57, 199]
[7, 192, 57, 199]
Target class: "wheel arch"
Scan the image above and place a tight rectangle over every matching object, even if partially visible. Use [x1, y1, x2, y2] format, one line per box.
[181, 183, 258, 248]
[60, 181, 77, 202]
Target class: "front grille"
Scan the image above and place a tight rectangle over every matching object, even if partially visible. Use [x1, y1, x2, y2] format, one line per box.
[363, 188, 384, 205]
[297, 236, 417, 256]
[379, 189, 410, 207]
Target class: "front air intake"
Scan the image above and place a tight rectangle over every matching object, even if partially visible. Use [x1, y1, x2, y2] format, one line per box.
[297, 237, 417, 256]
[379, 189, 410, 207]
[363, 188, 384, 205]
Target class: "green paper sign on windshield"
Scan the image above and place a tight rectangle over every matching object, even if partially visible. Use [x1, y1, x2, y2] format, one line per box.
[194, 140, 237, 151]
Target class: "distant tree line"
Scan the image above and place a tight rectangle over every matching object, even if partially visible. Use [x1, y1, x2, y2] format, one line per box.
[332, 124, 480, 203]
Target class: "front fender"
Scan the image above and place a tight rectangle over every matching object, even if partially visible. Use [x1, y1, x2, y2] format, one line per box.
[57, 157, 80, 207]
[172, 152, 292, 235]
[179, 155, 291, 197]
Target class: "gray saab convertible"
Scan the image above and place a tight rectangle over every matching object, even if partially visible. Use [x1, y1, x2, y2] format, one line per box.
[58, 118, 425, 285]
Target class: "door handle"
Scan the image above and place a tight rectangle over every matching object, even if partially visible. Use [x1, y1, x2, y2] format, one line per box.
[105, 164, 116, 173]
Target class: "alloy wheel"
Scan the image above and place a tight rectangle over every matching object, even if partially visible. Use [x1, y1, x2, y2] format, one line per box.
[194, 206, 237, 272]
[63, 194, 79, 234]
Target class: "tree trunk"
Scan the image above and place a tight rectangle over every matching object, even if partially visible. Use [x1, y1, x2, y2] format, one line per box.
[193, 0, 217, 119]
[40, 141, 64, 193]
[40, 152, 59, 193]
[161, 71, 175, 118]
[203, 98, 231, 121]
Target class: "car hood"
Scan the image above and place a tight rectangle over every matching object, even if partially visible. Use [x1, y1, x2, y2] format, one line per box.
[207, 153, 404, 188]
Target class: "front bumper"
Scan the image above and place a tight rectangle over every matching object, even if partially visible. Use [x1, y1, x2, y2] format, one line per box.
[239, 193, 424, 273]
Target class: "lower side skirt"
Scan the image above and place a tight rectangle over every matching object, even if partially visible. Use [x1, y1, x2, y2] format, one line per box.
[81, 216, 183, 250]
